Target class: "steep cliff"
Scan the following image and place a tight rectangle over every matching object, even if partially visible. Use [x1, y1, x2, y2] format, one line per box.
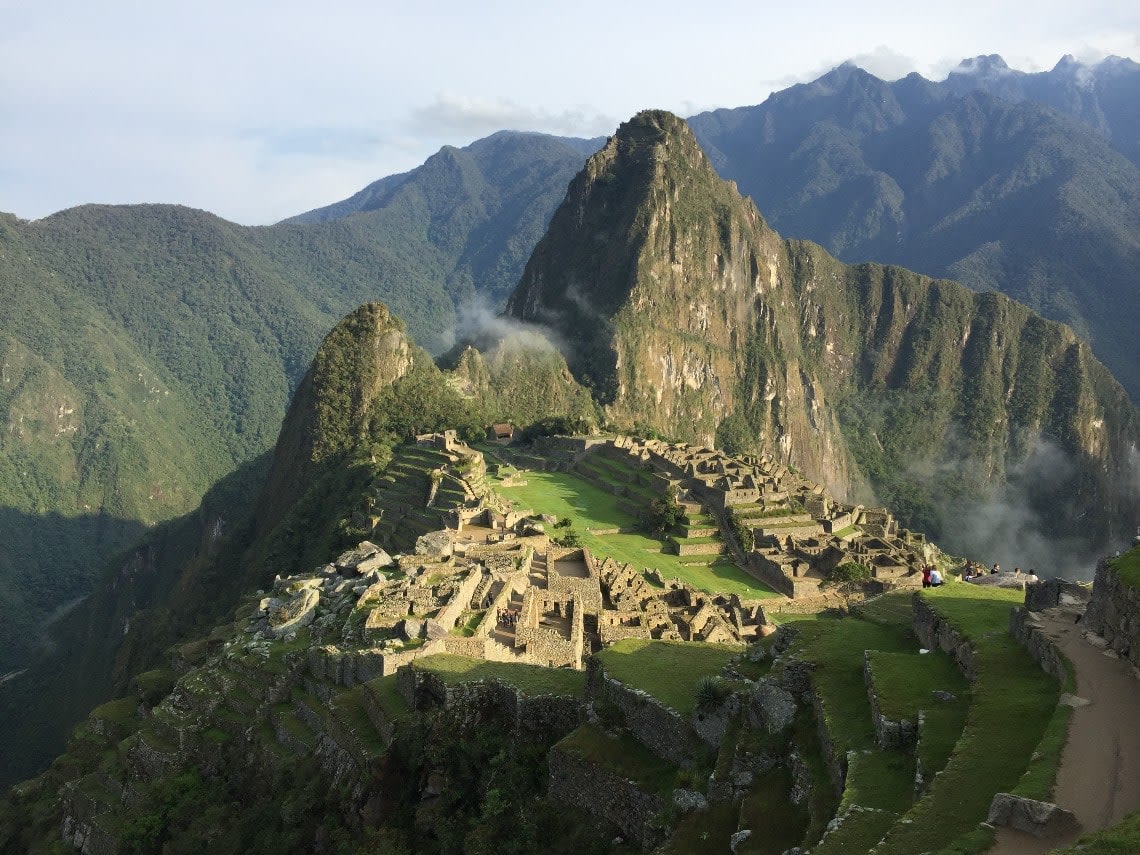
[507, 110, 1139, 556]
[506, 111, 857, 497]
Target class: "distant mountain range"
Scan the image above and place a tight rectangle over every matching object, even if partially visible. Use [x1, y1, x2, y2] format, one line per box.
[688, 54, 1140, 405]
[1, 53, 1137, 679]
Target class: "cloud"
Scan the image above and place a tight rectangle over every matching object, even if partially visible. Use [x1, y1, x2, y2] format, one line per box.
[929, 438, 1106, 580]
[409, 93, 616, 139]
[444, 295, 568, 357]
[843, 46, 920, 80]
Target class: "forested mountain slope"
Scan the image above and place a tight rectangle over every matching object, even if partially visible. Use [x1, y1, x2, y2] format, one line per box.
[0, 132, 592, 675]
[688, 60, 1140, 400]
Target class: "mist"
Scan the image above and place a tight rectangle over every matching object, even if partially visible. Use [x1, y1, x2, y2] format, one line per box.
[441, 296, 570, 359]
[924, 437, 1129, 580]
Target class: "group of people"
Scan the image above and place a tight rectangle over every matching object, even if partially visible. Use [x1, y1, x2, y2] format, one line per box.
[962, 561, 999, 580]
[497, 607, 520, 628]
[921, 564, 944, 588]
[960, 562, 1040, 583]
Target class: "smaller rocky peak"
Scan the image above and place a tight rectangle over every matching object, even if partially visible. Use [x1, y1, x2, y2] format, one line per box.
[258, 303, 416, 529]
[950, 54, 1014, 79]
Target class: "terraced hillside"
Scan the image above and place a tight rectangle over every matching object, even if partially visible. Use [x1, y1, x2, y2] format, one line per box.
[485, 460, 776, 599]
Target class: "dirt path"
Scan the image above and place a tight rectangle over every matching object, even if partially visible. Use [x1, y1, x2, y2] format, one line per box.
[988, 607, 1140, 854]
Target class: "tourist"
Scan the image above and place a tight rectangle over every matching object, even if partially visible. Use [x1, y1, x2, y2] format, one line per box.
[991, 563, 1000, 575]
[929, 568, 944, 587]
[922, 565, 932, 588]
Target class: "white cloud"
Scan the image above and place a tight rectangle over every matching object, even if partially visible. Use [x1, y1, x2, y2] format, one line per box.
[409, 93, 615, 139]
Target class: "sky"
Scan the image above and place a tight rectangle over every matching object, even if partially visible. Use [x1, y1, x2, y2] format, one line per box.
[2, 0, 1138, 225]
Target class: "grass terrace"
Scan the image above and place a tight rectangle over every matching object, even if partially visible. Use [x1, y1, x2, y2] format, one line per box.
[1109, 544, 1140, 589]
[596, 639, 741, 716]
[874, 583, 1063, 854]
[413, 653, 586, 697]
[865, 649, 970, 777]
[491, 468, 778, 598]
[556, 724, 679, 796]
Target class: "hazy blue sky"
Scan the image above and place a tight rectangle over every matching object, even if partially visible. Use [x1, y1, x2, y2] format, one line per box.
[3, 0, 1137, 224]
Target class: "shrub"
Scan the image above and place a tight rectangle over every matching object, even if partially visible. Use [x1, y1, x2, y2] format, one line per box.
[695, 676, 730, 711]
[831, 561, 872, 583]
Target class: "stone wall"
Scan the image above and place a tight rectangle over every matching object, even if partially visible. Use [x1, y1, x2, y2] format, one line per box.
[434, 567, 484, 630]
[548, 743, 667, 849]
[515, 591, 584, 669]
[585, 659, 700, 768]
[746, 555, 795, 598]
[810, 687, 846, 796]
[863, 651, 919, 750]
[1024, 579, 1092, 612]
[912, 595, 978, 681]
[60, 781, 123, 855]
[307, 640, 446, 684]
[1009, 608, 1070, 683]
[442, 635, 487, 658]
[547, 548, 603, 614]
[395, 664, 582, 744]
[1083, 555, 1140, 668]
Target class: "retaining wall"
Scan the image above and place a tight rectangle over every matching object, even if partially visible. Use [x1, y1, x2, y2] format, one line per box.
[547, 744, 667, 849]
[1083, 555, 1140, 668]
[912, 595, 978, 681]
[585, 659, 700, 768]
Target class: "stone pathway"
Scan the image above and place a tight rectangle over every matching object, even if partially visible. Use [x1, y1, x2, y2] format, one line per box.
[988, 607, 1140, 854]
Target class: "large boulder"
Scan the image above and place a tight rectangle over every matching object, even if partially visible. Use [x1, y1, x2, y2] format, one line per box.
[986, 793, 1080, 838]
[415, 531, 454, 558]
[335, 541, 393, 576]
[748, 678, 797, 734]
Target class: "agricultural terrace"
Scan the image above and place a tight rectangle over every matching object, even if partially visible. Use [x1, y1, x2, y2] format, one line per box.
[596, 639, 742, 716]
[490, 468, 778, 599]
[784, 585, 1064, 854]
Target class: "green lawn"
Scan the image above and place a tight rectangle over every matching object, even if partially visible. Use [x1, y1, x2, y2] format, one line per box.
[865, 649, 970, 780]
[1109, 544, 1140, 589]
[596, 639, 742, 715]
[414, 653, 586, 697]
[873, 584, 1063, 854]
[362, 675, 410, 721]
[791, 614, 919, 819]
[492, 469, 778, 598]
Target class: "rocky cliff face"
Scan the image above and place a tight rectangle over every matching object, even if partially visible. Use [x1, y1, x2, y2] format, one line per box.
[507, 110, 1139, 557]
[507, 111, 857, 497]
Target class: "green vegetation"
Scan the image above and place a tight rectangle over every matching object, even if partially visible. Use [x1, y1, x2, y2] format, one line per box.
[874, 585, 1063, 854]
[829, 561, 872, 583]
[865, 650, 970, 776]
[557, 725, 680, 795]
[1054, 807, 1140, 854]
[492, 468, 777, 598]
[597, 639, 741, 715]
[414, 653, 586, 697]
[1110, 545, 1140, 589]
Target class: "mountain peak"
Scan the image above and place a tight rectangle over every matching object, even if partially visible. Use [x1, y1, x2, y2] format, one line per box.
[950, 54, 1014, 78]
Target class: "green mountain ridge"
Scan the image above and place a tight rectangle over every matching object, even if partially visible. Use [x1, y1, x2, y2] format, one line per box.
[688, 64, 1140, 400]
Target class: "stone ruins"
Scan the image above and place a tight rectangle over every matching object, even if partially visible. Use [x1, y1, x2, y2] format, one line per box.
[253, 431, 931, 676]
